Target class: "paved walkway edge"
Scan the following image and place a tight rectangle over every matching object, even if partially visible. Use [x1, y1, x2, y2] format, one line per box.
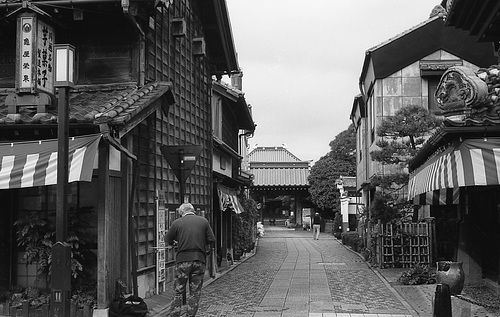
[335, 239, 421, 317]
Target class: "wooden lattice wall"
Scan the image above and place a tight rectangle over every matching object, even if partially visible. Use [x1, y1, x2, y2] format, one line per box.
[377, 222, 435, 268]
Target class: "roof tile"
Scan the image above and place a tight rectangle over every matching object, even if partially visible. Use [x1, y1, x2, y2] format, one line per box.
[0, 81, 173, 128]
[248, 146, 310, 187]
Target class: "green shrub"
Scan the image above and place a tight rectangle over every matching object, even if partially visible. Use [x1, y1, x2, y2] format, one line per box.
[398, 263, 436, 285]
[341, 232, 364, 252]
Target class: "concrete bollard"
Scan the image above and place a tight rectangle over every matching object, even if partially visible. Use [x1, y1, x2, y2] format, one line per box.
[433, 283, 452, 317]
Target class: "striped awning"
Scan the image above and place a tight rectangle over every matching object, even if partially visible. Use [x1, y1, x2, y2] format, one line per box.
[0, 134, 101, 189]
[412, 188, 460, 205]
[408, 137, 500, 202]
[217, 184, 244, 214]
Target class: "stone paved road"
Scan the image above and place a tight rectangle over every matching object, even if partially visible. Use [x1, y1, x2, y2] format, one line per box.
[165, 226, 416, 317]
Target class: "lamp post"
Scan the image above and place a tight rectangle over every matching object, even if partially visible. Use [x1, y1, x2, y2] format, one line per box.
[51, 44, 75, 317]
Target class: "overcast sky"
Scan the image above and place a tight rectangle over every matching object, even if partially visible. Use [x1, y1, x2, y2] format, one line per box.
[225, 0, 441, 163]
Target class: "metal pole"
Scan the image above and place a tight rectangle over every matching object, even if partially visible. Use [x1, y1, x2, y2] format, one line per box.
[56, 86, 69, 242]
[179, 149, 185, 204]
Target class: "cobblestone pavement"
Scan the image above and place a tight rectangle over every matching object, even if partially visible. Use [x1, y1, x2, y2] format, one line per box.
[161, 226, 416, 317]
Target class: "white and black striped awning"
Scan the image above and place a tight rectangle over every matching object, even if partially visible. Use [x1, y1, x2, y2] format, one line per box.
[409, 138, 500, 204]
[0, 134, 101, 189]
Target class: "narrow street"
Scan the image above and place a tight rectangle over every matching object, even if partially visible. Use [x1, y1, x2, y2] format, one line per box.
[179, 225, 416, 317]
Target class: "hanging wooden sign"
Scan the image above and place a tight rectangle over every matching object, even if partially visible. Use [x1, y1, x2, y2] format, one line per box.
[16, 13, 54, 94]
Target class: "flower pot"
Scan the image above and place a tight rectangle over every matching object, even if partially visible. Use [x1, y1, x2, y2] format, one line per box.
[436, 261, 465, 295]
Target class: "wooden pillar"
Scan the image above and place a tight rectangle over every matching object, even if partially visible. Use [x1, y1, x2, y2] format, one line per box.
[121, 136, 133, 291]
[97, 141, 111, 308]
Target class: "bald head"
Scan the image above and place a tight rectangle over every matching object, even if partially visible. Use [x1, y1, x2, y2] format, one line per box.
[178, 203, 195, 216]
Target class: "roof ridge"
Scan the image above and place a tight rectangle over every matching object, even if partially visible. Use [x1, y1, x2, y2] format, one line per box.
[366, 15, 440, 53]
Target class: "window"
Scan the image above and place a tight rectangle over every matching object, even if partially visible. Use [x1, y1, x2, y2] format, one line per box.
[428, 76, 441, 114]
[212, 96, 222, 139]
[369, 96, 375, 144]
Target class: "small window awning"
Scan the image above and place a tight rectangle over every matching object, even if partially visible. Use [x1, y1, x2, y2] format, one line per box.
[0, 134, 101, 189]
[217, 184, 244, 214]
[408, 137, 500, 203]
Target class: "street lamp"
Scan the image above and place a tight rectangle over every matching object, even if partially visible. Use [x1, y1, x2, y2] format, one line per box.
[54, 43, 74, 241]
[52, 43, 75, 317]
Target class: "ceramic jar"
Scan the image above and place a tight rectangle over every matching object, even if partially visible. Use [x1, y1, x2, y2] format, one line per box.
[436, 261, 465, 295]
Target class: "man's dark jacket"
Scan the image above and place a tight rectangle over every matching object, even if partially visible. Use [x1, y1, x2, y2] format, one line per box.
[165, 214, 215, 264]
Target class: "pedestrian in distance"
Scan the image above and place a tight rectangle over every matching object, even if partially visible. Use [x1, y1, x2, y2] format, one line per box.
[165, 202, 216, 317]
[312, 212, 321, 240]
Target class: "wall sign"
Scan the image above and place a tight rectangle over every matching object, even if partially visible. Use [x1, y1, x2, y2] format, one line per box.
[17, 13, 54, 94]
[156, 193, 167, 293]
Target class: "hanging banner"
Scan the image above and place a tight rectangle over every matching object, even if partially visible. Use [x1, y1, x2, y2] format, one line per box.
[217, 184, 244, 214]
[0, 134, 101, 189]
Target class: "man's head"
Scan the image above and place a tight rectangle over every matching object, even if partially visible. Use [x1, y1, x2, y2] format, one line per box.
[178, 203, 195, 216]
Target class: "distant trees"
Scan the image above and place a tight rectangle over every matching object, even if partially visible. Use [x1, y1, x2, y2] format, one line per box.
[308, 124, 356, 217]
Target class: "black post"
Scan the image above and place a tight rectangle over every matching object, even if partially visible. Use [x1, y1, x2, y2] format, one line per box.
[51, 86, 72, 317]
[433, 283, 452, 317]
[56, 86, 69, 242]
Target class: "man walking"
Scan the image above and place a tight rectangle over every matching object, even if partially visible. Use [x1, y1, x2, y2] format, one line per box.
[312, 212, 321, 240]
[165, 203, 216, 317]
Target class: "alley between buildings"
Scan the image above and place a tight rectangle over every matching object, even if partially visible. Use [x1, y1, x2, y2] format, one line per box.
[159, 224, 416, 317]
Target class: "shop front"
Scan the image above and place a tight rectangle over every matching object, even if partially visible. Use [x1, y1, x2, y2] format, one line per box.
[408, 65, 500, 286]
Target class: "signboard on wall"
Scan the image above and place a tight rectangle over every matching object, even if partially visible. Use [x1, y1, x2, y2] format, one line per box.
[17, 13, 54, 94]
[156, 193, 167, 293]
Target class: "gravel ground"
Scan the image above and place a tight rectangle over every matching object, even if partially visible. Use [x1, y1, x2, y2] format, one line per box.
[459, 285, 500, 315]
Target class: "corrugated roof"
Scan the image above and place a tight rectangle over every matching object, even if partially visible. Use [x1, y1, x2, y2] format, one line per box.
[248, 146, 310, 187]
[0, 81, 174, 130]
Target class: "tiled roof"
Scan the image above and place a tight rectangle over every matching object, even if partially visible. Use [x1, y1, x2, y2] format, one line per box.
[212, 81, 254, 132]
[0, 81, 173, 129]
[248, 146, 310, 187]
[338, 176, 356, 189]
[251, 167, 309, 187]
[248, 146, 304, 163]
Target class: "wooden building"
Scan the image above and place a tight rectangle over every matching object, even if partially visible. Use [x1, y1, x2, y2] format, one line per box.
[211, 75, 255, 269]
[248, 146, 311, 227]
[0, 0, 249, 310]
[351, 5, 497, 229]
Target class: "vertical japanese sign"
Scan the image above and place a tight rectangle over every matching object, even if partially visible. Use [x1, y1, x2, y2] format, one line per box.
[17, 14, 54, 94]
[156, 193, 167, 293]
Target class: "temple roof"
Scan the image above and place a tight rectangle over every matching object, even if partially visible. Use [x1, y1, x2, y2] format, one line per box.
[248, 146, 310, 187]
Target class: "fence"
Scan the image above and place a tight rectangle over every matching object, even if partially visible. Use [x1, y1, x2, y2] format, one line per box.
[377, 221, 435, 268]
[0, 301, 93, 317]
